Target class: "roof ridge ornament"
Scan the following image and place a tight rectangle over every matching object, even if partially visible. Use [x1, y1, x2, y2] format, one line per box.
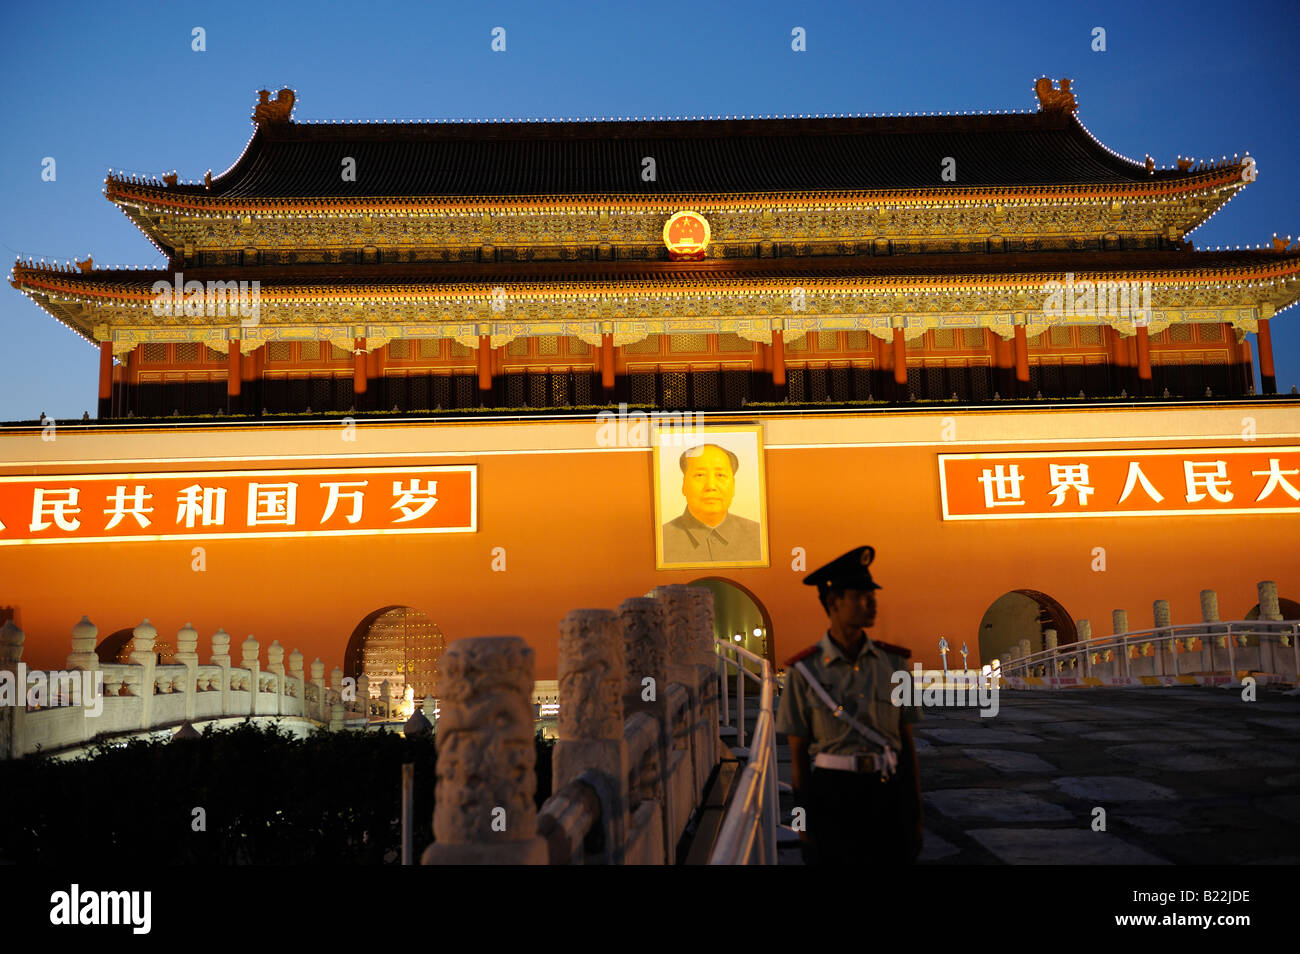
[1034, 76, 1077, 114]
[253, 87, 296, 125]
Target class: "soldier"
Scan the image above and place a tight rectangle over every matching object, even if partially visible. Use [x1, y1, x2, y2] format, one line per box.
[775, 545, 923, 865]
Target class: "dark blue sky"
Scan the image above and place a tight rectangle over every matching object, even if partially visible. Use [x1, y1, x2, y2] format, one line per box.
[3, 0, 1298, 419]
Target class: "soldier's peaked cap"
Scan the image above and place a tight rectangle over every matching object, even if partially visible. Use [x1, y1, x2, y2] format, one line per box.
[802, 545, 883, 591]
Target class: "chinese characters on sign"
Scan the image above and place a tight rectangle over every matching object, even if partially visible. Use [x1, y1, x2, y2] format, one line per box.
[939, 449, 1300, 520]
[0, 466, 476, 544]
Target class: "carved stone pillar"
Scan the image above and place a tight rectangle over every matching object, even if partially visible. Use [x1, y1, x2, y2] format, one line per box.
[1153, 600, 1172, 630]
[130, 619, 158, 727]
[241, 635, 260, 715]
[1258, 581, 1283, 621]
[423, 636, 547, 865]
[650, 584, 697, 686]
[685, 586, 719, 774]
[1201, 589, 1227, 647]
[1076, 619, 1092, 675]
[553, 609, 628, 863]
[618, 596, 670, 863]
[357, 673, 371, 718]
[67, 616, 100, 671]
[173, 622, 198, 719]
[0, 621, 26, 758]
[310, 658, 326, 720]
[211, 629, 232, 716]
[1112, 609, 1128, 636]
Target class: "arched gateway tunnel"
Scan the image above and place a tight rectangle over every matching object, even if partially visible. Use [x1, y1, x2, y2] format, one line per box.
[1, 401, 1295, 680]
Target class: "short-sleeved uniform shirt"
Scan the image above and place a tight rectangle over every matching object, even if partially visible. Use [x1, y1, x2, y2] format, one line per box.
[775, 632, 920, 757]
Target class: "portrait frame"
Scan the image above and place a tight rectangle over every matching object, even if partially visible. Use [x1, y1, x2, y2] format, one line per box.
[652, 423, 770, 570]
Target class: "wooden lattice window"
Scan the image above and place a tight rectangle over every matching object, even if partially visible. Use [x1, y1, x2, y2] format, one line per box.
[934, 329, 957, 349]
[787, 367, 807, 401]
[537, 336, 559, 357]
[625, 335, 661, 354]
[846, 331, 871, 351]
[176, 342, 199, 363]
[332, 342, 353, 359]
[267, 341, 292, 362]
[449, 341, 472, 359]
[301, 340, 321, 360]
[669, 333, 707, 353]
[816, 331, 839, 351]
[1198, 324, 1224, 342]
[665, 369, 696, 408]
[386, 340, 407, 359]
[506, 338, 530, 357]
[963, 328, 986, 349]
[785, 335, 806, 351]
[142, 344, 168, 363]
[528, 374, 548, 407]
[205, 344, 227, 361]
[693, 371, 719, 407]
[311, 377, 333, 409]
[1049, 327, 1072, 347]
[1077, 326, 1103, 346]
[630, 373, 656, 404]
[420, 339, 441, 358]
[567, 337, 591, 355]
[505, 374, 526, 407]
[1169, 324, 1193, 342]
[718, 333, 753, 352]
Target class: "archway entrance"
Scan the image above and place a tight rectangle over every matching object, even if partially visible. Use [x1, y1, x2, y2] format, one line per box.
[977, 589, 1077, 666]
[687, 577, 774, 667]
[343, 606, 445, 701]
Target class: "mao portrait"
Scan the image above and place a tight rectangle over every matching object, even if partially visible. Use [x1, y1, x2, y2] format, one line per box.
[653, 426, 769, 569]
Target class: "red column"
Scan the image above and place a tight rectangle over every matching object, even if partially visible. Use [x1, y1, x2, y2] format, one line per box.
[351, 337, 367, 411]
[226, 340, 241, 415]
[772, 330, 786, 387]
[1258, 316, 1277, 394]
[991, 334, 1011, 397]
[477, 334, 493, 394]
[97, 341, 113, 419]
[1135, 325, 1152, 395]
[124, 346, 140, 417]
[891, 329, 906, 385]
[601, 333, 615, 391]
[1013, 324, 1029, 397]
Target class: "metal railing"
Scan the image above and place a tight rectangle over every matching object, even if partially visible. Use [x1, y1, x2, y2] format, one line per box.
[997, 620, 1298, 684]
[709, 640, 778, 865]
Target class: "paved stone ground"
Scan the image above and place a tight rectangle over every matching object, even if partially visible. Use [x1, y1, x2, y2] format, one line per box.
[767, 685, 1300, 865]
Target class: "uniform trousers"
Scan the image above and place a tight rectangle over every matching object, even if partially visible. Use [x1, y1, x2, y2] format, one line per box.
[800, 766, 917, 866]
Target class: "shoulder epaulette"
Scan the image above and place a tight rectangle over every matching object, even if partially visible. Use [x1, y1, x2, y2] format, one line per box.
[783, 645, 819, 667]
[872, 640, 912, 660]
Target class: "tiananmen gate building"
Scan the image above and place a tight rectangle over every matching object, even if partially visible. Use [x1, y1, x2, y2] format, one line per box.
[4, 78, 1298, 685]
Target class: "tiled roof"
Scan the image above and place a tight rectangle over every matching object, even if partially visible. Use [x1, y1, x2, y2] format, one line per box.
[188, 111, 1184, 199]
